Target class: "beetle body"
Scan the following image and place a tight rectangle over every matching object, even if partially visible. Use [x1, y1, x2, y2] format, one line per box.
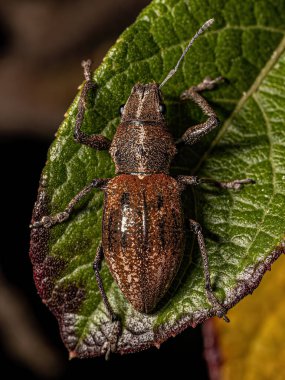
[102, 83, 184, 313]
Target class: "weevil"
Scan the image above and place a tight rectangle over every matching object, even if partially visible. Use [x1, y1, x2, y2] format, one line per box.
[31, 19, 254, 345]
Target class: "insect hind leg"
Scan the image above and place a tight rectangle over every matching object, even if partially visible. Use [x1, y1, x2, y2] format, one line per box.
[93, 243, 119, 322]
[93, 242, 122, 358]
[189, 219, 230, 323]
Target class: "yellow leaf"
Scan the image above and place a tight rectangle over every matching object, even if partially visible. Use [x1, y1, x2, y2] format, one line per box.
[204, 254, 285, 380]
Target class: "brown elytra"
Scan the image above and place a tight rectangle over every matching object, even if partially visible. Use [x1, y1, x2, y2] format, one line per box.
[103, 173, 184, 313]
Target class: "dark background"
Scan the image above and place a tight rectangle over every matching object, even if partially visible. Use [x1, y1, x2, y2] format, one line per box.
[0, 1, 209, 378]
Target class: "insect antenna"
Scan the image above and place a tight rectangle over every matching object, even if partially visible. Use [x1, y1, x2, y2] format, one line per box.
[159, 18, 214, 89]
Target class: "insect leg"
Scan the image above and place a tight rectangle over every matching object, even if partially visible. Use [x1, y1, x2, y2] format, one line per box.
[177, 175, 255, 190]
[189, 219, 230, 323]
[176, 77, 223, 146]
[93, 243, 119, 323]
[30, 178, 109, 228]
[74, 59, 111, 150]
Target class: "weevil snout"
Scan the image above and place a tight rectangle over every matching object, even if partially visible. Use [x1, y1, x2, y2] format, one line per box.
[120, 83, 166, 124]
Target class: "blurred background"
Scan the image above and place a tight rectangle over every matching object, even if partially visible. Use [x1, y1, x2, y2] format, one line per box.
[0, 1, 209, 379]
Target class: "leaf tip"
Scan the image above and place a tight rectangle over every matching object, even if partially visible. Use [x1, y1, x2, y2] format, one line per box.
[69, 350, 78, 360]
[154, 342, 161, 349]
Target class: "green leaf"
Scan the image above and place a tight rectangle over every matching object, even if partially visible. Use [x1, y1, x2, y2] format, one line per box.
[30, 0, 285, 357]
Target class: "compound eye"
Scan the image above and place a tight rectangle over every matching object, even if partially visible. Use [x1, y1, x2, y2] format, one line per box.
[119, 104, 125, 115]
[159, 103, 166, 114]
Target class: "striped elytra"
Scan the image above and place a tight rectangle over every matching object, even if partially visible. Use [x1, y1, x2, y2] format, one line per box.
[102, 173, 185, 313]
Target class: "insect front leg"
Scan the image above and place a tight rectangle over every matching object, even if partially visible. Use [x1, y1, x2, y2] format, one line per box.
[74, 59, 111, 150]
[30, 178, 109, 228]
[188, 219, 230, 323]
[178, 175, 255, 190]
[176, 76, 223, 146]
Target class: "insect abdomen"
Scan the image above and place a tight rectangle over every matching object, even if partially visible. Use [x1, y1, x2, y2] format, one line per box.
[102, 174, 184, 313]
